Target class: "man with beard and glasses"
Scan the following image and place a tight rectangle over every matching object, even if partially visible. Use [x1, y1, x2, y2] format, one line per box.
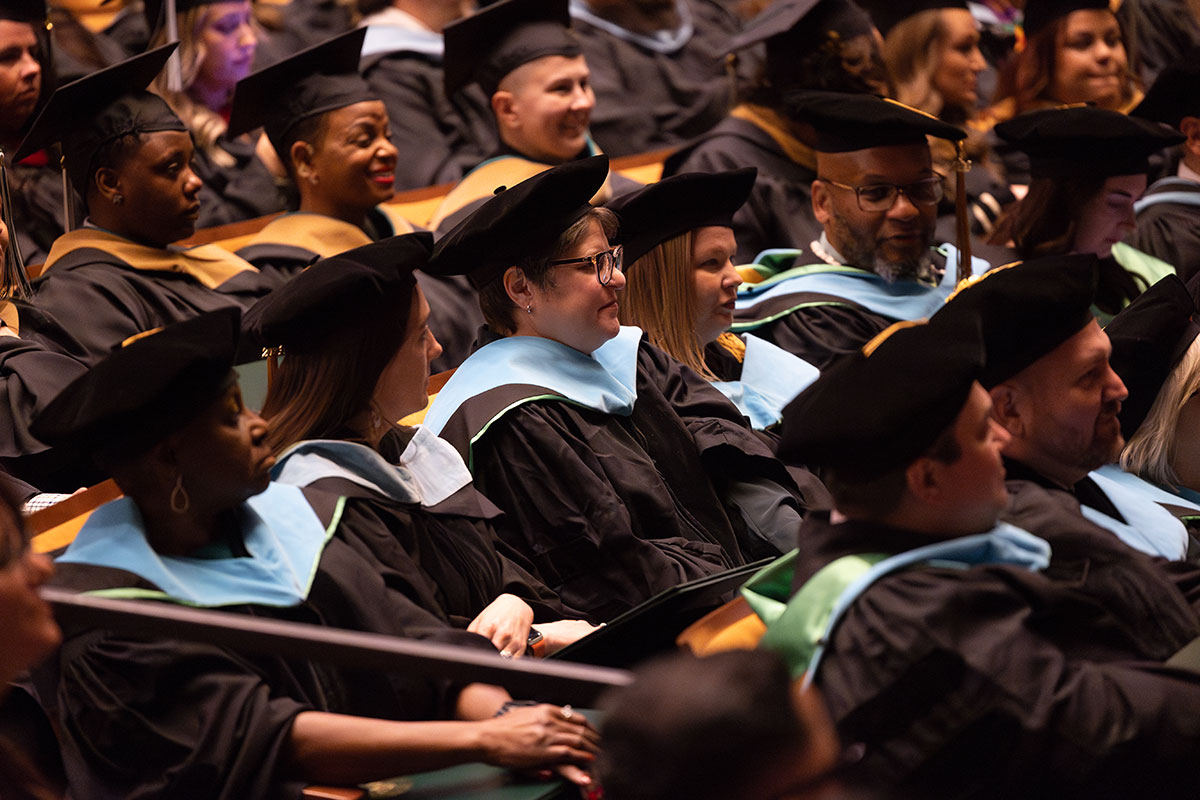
[937, 253, 1195, 561]
[730, 91, 988, 368]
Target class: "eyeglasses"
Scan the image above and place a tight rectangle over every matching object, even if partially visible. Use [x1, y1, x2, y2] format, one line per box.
[548, 245, 624, 286]
[818, 175, 945, 212]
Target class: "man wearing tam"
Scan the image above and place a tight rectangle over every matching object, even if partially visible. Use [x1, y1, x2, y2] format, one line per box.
[749, 310, 1200, 797]
[1130, 55, 1200, 283]
[731, 90, 988, 369]
[936, 254, 1193, 561]
[427, 0, 639, 235]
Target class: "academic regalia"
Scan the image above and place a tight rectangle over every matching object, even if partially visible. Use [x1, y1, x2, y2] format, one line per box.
[766, 507, 1200, 798]
[1132, 177, 1200, 284]
[425, 157, 805, 618]
[251, 0, 354, 68]
[272, 428, 585, 626]
[24, 307, 497, 798]
[31, 228, 277, 365]
[7, 156, 75, 267]
[235, 210, 481, 374]
[663, 109, 821, 265]
[425, 328, 792, 620]
[192, 133, 291, 229]
[33, 483, 492, 800]
[569, 0, 743, 157]
[731, 239, 986, 368]
[359, 16, 498, 191]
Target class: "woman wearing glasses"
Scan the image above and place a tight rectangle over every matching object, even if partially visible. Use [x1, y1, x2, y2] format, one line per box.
[422, 157, 805, 620]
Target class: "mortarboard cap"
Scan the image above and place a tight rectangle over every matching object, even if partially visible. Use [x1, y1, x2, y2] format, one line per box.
[428, 155, 609, 289]
[607, 168, 756, 266]
[936, 253, 1099, 389]
[243, 232, 433, 352]
[227, 29, 377, 153]
[776, 313, 985, 480]
[1022, 0, 1109, 39]
[31, 307, 241, 464]
[1104, 275, 1200, 439]
[995, 105, 1184, 178]
[1131, 52, 1200, 130]
[443, 0, 579, 98]
[141, 0, 225, 34]
[15, 44, 185, 197]
[860, 0, 970, 37]
[728, 0, 874, 54]
[785, 90, 966, 152]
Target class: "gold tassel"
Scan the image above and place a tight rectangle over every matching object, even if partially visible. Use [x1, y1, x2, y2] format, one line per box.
[953, 140, 973, 285]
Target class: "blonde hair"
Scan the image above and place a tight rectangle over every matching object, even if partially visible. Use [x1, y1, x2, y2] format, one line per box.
[618, 230, 718, 380]
[149, 4, 249, 168]
[1120, 336, 1200, 487]
[882, 10, 946, 118]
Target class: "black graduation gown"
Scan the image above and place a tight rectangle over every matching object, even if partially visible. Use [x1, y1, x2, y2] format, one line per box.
[735, 293, 893, 370]
[193, 136, 292, 229]
[8, 159, 77, 267]
[31, 487, 493, 800]
[30, 229, 285, 367]
[361, 47, 498, 191]
[1131, 177, 1200, 284]
[252, 0, 354, 68]
[791, 508, 1200, 798]
[572, 0, 742, 157]
[663, 113, 822, 265]
[235, 211, 484, 373]
[447, 336, 793, 619]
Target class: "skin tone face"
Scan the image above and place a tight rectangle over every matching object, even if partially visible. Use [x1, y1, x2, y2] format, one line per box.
[1051, 10, 1127, 109]
[993, 320, 1128, 487]
[690, 225, 742, 345]
[93, 130, 205, 247]
[1072, 173, 1146, 258]
[0, 500, 59, 690]
[0, 20, 40, 143]
[293, 101, 399, 226]
[1171, 391, 1200, 491]
[917, 382, 1012, 534]
[933, 8, 986, 110]
[370, 287, 444, 429]
[170, 382, 275, 522]
[493, 55, 594, 165]
[188, 0, 257, 112]
[507, 218, 626, 355]
[812, 143, 938, 281]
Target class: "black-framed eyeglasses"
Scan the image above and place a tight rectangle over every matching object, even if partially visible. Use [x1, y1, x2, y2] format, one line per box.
[818, 175, 944, 212]
[548, 245, 624, 286]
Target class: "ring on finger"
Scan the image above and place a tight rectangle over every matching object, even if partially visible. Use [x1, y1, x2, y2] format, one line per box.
[560, 704, 574, 721]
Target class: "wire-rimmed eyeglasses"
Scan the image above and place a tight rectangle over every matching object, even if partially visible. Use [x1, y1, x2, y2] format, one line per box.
[818, 175, 945, 212]
[548, 245, 624, 286]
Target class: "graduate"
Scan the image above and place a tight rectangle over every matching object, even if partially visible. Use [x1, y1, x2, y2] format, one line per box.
[1130, 57, 1200, 283]
[245, 233, 598, 654]
[423, 156, 806, 620]
[750, 308, 1200, 798]
[1106, 275, 1200, 509]
[936, 253, 1194, 561]
[730, 91, 987, 369]
[27, 309, 599, 798]
[989, 105, 1183, 318]
[226, 29, 480, 372]
[358, 0, 498, 190]
[145, 0, 290, 228]
[568, 0, 744, 157]
[610, 167, 820, 431]
[427, 0, 638, 236]
[663, 0, 885, 265]
[15, 45, 279, 366]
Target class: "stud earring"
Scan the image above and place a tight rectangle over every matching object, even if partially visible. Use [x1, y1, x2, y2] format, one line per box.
[113, 194, 124, 206]
[526, 304, 533, 314]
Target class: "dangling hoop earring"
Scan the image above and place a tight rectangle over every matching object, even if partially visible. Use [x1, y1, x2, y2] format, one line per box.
[170, 474, 190, 514]
[525, 304, 533, 314]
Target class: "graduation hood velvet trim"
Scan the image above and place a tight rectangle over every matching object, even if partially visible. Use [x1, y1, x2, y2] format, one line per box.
[58, 483, 340, 608]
